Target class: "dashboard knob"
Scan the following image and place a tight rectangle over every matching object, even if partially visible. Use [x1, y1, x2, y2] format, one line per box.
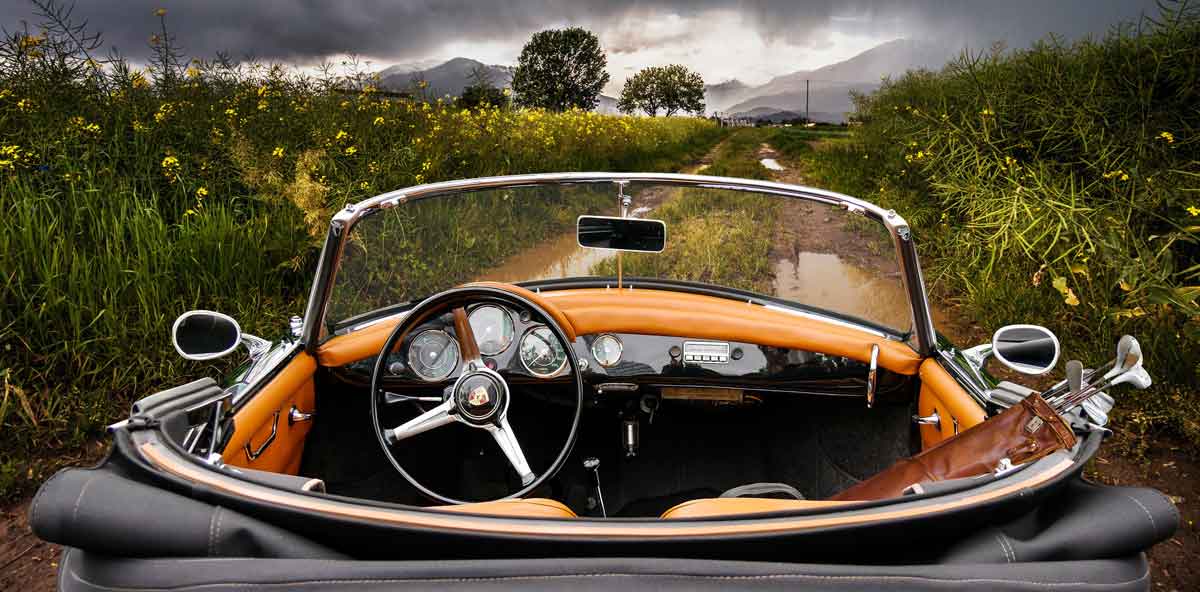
[388, 361, 406, 375]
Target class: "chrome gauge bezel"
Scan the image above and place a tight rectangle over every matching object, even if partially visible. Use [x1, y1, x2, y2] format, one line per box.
[468, 304, 515, 356]
[406, 329, 461, 382]
[519, 325, 569, 378]
[591, 333, 623, 368]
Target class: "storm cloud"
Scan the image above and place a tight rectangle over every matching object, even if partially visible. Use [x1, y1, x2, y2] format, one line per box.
[0, 0, 1162, 77]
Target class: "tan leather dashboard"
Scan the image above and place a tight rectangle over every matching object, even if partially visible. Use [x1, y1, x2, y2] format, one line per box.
[316, 283, 923, 375]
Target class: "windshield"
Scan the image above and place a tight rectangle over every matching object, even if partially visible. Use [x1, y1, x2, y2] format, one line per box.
[326, 181, 912, 335]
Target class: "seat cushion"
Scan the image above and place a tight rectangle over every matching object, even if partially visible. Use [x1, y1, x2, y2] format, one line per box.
[660, 497, 856, 519]
[431, 498, 577, 518]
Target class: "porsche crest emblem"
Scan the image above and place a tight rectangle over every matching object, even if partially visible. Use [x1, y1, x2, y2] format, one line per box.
[467, 385, 490, 407]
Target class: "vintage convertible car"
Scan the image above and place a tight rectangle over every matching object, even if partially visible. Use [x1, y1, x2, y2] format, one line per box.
[33, 173, 1177, 590]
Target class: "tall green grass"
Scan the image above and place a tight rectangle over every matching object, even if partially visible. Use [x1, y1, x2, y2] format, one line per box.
[804, 2, 1200, 449]
[0, 9, 723, 497]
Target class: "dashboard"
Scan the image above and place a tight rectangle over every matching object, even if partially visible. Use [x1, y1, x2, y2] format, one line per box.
[343, 302, 909, 400]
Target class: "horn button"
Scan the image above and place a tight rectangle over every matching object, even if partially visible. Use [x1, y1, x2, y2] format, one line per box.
[454, 370, 506, 423]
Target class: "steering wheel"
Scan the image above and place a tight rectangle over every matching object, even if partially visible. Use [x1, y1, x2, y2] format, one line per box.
[369, 285, 583, 504]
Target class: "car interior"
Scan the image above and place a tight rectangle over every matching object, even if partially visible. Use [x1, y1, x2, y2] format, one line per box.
[211, 281, 986, 520]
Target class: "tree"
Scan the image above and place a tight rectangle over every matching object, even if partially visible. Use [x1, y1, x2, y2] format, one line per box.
[511, 27, 609, 111]
[618, 64, 705, 117]
[458, 64, 509, 109]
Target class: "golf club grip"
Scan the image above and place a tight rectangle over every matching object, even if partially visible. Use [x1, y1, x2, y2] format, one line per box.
[830, 394, 1076, 501]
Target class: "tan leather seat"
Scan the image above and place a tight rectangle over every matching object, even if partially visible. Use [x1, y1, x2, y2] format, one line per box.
[660, 497, 857, 519]
[431, 498, 577, 518]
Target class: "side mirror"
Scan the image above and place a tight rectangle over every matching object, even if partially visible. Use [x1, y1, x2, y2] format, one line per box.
[172, 310, 243, 361]
[991, 324, 1060, 375]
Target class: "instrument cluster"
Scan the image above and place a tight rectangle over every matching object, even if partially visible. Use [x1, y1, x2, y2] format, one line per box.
[399, 303, 569, 382]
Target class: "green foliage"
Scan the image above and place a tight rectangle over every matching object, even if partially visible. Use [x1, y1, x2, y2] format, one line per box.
[0, 6, 722, 498]
[618, 64, 705, 117]
[593, 129, 777, 291]
[457, 64, 509, 110]
[511, 27, 610, 111]
[805, 2, 1200, 446]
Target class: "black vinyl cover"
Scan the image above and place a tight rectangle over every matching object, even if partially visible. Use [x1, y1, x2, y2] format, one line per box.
[56, 550, 1153, 592]
[32, 462, 1177, 591]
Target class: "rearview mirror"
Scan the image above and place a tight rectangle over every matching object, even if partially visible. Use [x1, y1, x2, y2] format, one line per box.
[172, 310, 242, 361]
[577, 215, 666, 253]
[992, 324, 1060, 375]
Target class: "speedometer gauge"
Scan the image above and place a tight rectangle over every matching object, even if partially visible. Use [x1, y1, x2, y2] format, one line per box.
[406, 330, 460, 381]
[520, 326, 567, 378]
[468, 305, 515, 356]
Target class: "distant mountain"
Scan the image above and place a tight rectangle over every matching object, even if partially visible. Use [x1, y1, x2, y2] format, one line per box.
[729, 107, 841, 124]
[713, 39, 957, 122]
[704, 79, 752, 112]
[377, 57, 513, 97]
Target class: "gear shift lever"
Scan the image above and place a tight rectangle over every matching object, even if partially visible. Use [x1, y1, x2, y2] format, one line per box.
[583, 457, 606, 517]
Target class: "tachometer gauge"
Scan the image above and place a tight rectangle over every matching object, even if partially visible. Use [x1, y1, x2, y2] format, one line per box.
[469, 305, 515, 356]
[406, 329, 460, 381]
[520, 326, 568, 378]
[591, 334, 623, 368]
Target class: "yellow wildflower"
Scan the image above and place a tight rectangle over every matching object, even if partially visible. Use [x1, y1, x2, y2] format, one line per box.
[161, 155, 179, 168]
[1158, 131, 1175, 144]
[344, 146, 357, 155]
[16, 98, 31, 110]
[186, 66, 200, 78]
[224, 108, 236, 117]
[195, 187, 208, 197]
[131, 72, 149, 89]
[980, 108, 994, 117]
[257, 99, 269, 111]
[1187, 206, 1200, 217]
[272, 146, 285, 158]
[184, 209, 196, 217]
[359, 181, 370, 190]
[335, 130, 349, 141]
[373, 116, 385, 126]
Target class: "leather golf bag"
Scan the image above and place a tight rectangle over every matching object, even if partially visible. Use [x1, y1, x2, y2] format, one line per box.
[830, 394, 1077, 501]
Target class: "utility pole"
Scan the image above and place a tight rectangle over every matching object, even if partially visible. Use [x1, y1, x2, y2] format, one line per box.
[805, 79, 810, 123]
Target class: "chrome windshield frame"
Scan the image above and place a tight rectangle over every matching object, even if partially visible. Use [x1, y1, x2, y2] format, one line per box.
[301, 172, 938, 356]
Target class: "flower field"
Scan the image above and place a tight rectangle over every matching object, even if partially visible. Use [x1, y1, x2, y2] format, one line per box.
[0, 50, 722, 495]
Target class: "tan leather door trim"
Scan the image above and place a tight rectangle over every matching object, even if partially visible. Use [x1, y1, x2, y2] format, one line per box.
[141, 441, 1072, 538]
[917, 359, 987, 449]
[222, 352, 317, 474]
[317, 284, 921, 374]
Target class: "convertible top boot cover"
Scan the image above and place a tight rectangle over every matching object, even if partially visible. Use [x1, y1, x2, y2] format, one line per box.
[31, 467, 344, 559]
[55, 551, 1154, 592]
[832, 394, 1076, 501]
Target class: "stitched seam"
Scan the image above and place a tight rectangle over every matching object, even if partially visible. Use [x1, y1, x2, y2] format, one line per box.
[31, 468, 68, 531]
[208, 507, 220, 557]
[62, 567, 1154, 590]
[71, 474, 96, 524]
[997, 532, 1017, 563]
[1119, 493, 1157, 534]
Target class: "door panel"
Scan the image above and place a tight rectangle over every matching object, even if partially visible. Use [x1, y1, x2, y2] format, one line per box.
[222, 352, 317, 474]
[916, 359, 987, 449]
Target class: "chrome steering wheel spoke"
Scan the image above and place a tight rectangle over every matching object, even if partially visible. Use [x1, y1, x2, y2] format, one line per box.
[487, 415, 535, 486]
[385, 398, 456, 444]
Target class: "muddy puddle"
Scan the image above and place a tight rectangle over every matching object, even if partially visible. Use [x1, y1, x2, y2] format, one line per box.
[771, 251, 913, 329]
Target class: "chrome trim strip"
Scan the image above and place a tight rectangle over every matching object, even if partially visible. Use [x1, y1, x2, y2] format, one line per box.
[134, 434, 1076, 538]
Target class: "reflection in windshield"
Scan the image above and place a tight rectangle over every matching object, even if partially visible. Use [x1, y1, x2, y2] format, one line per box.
[327, 181, 912, 334]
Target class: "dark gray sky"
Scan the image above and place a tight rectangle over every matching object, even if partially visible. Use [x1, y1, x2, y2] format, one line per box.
[1, 1, 1162, 87]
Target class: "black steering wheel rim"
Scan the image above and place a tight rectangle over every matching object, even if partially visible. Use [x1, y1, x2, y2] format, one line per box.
[369, 285, 583, 505]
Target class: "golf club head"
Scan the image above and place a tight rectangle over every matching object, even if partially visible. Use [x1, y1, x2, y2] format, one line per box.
[1102, 335, 1138, 380]
[1066, 360, 1083, 394]
[1112, 366, 1152, 390]
[1081, 392, 1114, 425]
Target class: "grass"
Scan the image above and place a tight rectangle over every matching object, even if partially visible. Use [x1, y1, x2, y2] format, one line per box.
[591, 128, 779, 291]
[0, 11, 725, 497]
[797, 2, 1200, 452]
